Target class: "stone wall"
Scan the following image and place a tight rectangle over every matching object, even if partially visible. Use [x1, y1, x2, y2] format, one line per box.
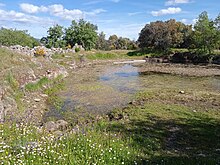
[0, 44, 84, 58]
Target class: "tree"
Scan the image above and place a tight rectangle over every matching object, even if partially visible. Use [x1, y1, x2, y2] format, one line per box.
[108, 35, 118, 50]
[96, 32, 109, 50]
[45, 24, 65, 48]
[193, 11, 219, 54]
[214, 13, 220, 49]
[0, 28, 39, 47]
[138, 19, 187, 51]
[64, 19, 98, 50]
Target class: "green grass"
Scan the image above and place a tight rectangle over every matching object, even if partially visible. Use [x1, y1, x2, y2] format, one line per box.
[85, 50, 145, 60]
[87, 52, 119, 60]
[5, 72, 24, 111]
[0, 123, 141, 165]
[25, 77, 50, 91]
[2, 87, 220, 164]
[44, 75, 65, 110]
[51, 53, 66, 59]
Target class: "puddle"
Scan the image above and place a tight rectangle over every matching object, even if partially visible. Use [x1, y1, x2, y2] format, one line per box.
[99, 64, 141, 93]
[43, 64, 220, 122]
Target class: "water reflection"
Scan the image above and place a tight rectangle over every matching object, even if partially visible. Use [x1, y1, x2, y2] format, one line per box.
[99, 64, 140, 93]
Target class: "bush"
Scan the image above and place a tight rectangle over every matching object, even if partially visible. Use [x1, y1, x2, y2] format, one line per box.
[35, 48, 46, 56]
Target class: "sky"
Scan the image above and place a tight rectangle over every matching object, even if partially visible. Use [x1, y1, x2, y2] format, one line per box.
[0, 0, 219, 40]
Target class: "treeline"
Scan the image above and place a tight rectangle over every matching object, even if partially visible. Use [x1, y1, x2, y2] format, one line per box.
[138, 11, 220, 54]
[0, 28, 39, 47]
[96, 33, 137, 50]
[40, 19, 137, 51]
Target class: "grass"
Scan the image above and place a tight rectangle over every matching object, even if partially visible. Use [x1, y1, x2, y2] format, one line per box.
[85, 50, 145, 60]
[25, 77, 50, 91]
[87, 52, 120, 60]
[1, 47, 220, 164]
[44, 75, 65, 110]
[2, 86, 220, 164]
[5, 72, 24, 111]
[0, 123, 141, 165]
[109, 86, 220, 164]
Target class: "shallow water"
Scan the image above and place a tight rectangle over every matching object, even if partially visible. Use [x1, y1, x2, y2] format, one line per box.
[43, 64, 220, 121]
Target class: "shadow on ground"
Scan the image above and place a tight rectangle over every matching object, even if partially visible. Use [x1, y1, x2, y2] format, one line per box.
[108, 106, 220, 164]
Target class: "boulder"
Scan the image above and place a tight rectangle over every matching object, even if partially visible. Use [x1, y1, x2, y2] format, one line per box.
[56, 120, 69, 131]
[44, 120, 69, 132]
[44, 121, 58, 132]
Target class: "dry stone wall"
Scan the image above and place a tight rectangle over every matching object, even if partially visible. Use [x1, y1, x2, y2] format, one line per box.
[0, 44, 84, 58]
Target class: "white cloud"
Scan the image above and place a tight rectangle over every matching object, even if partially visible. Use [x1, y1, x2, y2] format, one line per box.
[151, 7, 182, 16]
[128, 12, 143, 16]
[85, 9, 106, 16]
[48, 4, 84, 20]
[20, 3, 105, 20]
[20, 3, 48, 14]
[0, 9, 53, 25]
[165, 0, 190, 6]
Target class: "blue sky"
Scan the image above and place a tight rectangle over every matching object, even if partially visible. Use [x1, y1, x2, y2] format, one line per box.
[0, 0, 219, 40]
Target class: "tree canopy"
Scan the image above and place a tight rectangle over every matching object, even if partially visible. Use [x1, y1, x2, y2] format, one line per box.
[46, 24, 66, 48]
[0, 28, 39, 48]
[64, 19, 98, 50]
[42, 19, 98, 50]
[138, 11, 220, 54]
[138, 19, 192, 51]
[193, 11, 220, 54]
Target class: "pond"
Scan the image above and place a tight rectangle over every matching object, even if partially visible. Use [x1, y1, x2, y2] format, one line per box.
[43, 64, 220, 122]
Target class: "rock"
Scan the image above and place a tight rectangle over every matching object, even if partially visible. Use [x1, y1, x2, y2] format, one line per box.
[2, 96, 17, 122]
[0, 101, 4, 123]
[40, 94, 48, 98]
[70, 125, 80, 134]
[179, 91, 185, 94]
[44, 121, 58, 132]
[129, 100, 138, 106]
[197, 153, 206, 157]
[5, 44, 84, 58]
[34, 98, 41, 102]
[0, 87, 5, 100]
[96, 115, 103, 121]
[53, 130, 63, 137]
[56, 120, 68, 131]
